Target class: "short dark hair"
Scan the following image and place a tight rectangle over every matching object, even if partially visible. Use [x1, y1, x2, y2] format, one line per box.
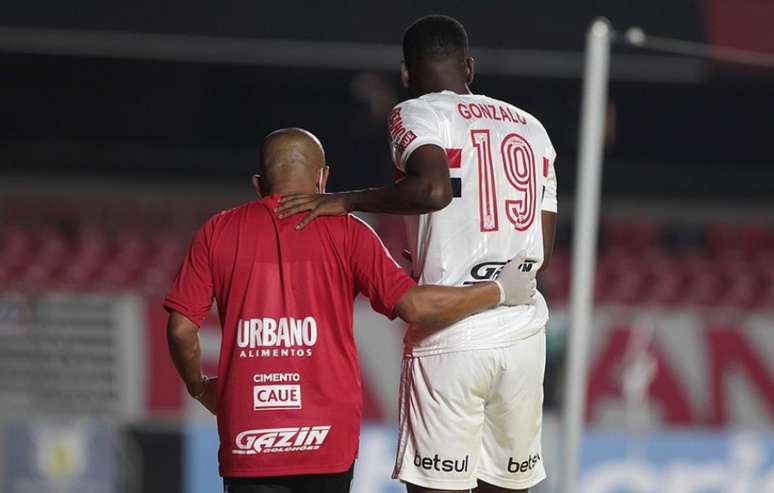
[402, 15, 469, 68]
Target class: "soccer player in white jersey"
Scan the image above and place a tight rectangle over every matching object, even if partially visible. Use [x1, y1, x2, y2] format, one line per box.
[277, 15, 557, 493]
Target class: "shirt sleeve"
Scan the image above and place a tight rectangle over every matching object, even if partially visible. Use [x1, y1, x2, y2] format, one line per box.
[348, 215, 416, 319]
[163, 221, 215, 326]
[541, 137, 558, 213]
[387, 99, 444, 172]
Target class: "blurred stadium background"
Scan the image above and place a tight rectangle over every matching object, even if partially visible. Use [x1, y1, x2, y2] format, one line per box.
[1, 1, 773, 492]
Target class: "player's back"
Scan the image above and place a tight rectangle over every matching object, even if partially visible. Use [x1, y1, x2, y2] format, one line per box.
[166, 194, 414, 477]
[201, 195, 411, 360]
[389, 91, 558, 354]
[205, 196, 357, 336]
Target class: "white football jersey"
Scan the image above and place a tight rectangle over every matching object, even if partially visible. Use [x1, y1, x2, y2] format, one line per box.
[388, 91, 558, 355]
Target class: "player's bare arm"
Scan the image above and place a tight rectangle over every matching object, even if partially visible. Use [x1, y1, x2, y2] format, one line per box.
[540, 210, 557, 272]
[396, 283, 500, 328]
[395, 257, 537, 328]
[166, 310, 217, 414]
[276, 144, 452, 230]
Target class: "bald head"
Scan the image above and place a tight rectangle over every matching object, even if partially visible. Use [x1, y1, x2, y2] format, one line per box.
[257, 128, 328, 196]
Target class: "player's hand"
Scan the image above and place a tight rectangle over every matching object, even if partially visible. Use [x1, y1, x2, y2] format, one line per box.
[276, 193, 350, 230]
[494, 253, 537, 306]
[189, 376, 218, 415]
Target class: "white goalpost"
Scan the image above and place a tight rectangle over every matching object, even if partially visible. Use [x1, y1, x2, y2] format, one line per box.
[559, 17, 774, 493]
[560, 17, 611, 493]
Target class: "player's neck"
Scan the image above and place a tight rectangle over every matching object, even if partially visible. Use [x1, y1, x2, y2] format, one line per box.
[417, 81, 471, 97]
[444, 83, 472, 95]
[267, 182, 318, 195]
[266, 175, 319, 196]
[268, 186, 317, 196]
[415, 62, 472, 96]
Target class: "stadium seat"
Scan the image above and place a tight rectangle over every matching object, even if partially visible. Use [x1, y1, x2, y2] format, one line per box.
[601, 220, 663, 254]
[2, 194, 772, 307]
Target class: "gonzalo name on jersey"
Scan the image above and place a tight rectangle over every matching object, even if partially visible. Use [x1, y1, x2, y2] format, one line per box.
[236, 316, 317, 358]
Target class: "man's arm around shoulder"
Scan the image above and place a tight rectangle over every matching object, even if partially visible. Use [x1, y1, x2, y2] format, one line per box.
[394, 257, 537, 328]
[276, 144, 452, 230]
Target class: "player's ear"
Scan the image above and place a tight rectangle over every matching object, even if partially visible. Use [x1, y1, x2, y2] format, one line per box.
[465, 57, 475, 86]
[400, 60, 410, 89]
[318, 166, 330, 193]
[251, 174, 264, 197]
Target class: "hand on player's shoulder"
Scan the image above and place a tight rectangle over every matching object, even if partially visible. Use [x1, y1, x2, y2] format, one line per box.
[276, 193, 350, 230]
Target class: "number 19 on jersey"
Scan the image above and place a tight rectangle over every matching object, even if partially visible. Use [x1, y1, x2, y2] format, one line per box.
[470, 130, 538, 233]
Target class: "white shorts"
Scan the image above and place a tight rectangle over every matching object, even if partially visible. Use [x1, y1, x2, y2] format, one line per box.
[392, 330, 546, 491]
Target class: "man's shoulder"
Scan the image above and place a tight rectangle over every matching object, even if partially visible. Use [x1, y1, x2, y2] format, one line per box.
[487, 96, 549, 133]
[397, 92, 544, 123]
[390, 93, 460, 130]
[346, 213, 376, 234]
[198, 200, 262, 234]
[332, 214, 385, 246]
[391, 96, 438, 121]
[469, 94, 537, 123]
[206, 201, 248, 222]
[404, 92, 457, 111]
[311, 212, 369, 236]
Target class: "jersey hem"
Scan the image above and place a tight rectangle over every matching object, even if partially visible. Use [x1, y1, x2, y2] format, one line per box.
[476, 469, 547, 490]
[220, 458, 355, 478]
[162, 299, 206, 327]
[384, 277, 418, 320]
[404, 324, 546, 357]
[541, 199, 558, 213]
[394, 471, 478, 490]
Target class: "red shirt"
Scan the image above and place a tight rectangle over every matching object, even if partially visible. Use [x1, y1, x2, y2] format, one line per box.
[163, 195, 415, 477]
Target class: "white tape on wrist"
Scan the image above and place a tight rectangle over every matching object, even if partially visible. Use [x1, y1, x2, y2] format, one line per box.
[493, 280, 506, 305]
[192, 375, 210, 401]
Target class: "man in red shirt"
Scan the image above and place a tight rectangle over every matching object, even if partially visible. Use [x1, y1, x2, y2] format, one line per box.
[164, 128, 535, 493]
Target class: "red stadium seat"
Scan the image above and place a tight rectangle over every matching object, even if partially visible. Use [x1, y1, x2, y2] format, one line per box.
[0, 227, 35, 270]
[1, 194, 770, 311]
[601, 220, 663, 254]
[705, 222, 773, 258]
[539, 251, 569, 304]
